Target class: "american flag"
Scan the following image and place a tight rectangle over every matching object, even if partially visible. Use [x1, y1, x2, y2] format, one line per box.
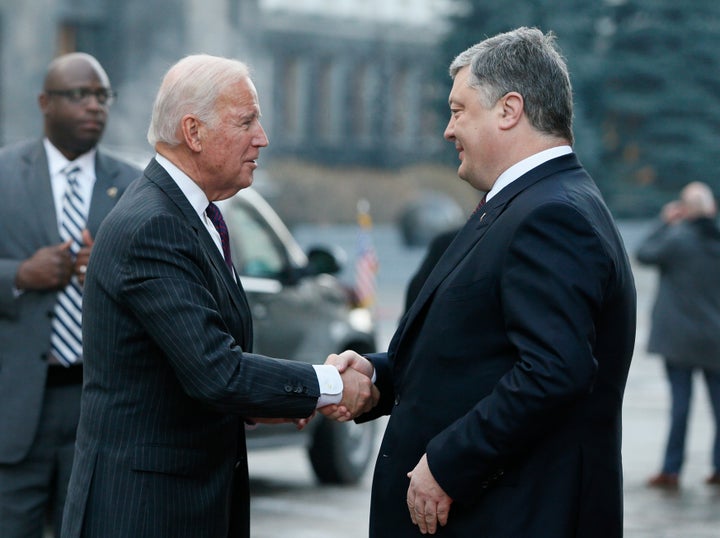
[353, 199, 378, 308]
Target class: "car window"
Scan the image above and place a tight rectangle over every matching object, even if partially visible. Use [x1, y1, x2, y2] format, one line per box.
[229, 202, 287, 279]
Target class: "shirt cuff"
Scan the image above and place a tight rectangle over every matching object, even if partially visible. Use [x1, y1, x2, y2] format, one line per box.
[313, 364, 343, 408]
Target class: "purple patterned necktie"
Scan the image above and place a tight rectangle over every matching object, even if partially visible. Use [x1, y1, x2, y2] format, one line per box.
[206, 202, 234, 272]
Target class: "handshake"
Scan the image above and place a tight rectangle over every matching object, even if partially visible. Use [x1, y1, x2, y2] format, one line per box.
[319, 350, 379, 422]
[250, 350, 379, 430]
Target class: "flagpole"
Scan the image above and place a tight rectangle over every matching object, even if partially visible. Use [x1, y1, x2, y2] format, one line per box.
[354, 198, 378, 309]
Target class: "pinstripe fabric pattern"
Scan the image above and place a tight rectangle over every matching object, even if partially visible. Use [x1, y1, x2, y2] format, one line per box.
[61, 160, 321, 538]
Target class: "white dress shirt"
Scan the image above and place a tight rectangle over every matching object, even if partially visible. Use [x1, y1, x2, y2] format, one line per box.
[44, 138, 97, 230]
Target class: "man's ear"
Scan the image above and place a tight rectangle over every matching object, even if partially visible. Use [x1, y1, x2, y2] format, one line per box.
[38, 93, 49, 115]
[181, 114, 203, 152]
[498, 92, 523, 130]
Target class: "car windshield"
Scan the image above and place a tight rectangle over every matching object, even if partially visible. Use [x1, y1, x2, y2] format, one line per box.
[229, 201, 286, 279]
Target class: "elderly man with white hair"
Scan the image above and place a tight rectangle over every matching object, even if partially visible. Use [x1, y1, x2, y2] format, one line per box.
[60, 54, 377, 538]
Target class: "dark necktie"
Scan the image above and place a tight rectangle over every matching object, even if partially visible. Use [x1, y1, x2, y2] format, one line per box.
[472, 194, 487, 218]
[50, 165, 86, 366]
[206, 202, 234, 272]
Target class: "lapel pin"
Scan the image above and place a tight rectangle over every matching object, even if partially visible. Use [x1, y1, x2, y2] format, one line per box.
[480, 212, 486, 222]
[107, 186, 118, 198]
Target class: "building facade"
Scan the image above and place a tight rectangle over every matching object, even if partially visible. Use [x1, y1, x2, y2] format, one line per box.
[0, 0, 449, 167]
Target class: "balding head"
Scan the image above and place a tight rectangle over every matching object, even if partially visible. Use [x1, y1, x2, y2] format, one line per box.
[681, 182, 717, 219]
[43, 52, 110, 91]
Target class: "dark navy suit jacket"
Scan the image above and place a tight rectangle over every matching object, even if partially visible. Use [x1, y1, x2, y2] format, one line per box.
[361, 154, 636, 537]
[62, 160, 320, 538]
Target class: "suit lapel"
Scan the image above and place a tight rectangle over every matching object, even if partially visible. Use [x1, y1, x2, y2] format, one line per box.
[23, 141, 60, 243]
[394, 153, 583, 352]
[86, 151, 124, 236]
[143, 160, 253, 342]
[393, 212, 489, 349]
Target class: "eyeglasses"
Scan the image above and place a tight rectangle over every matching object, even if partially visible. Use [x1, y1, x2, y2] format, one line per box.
[45, 87, 117, 106]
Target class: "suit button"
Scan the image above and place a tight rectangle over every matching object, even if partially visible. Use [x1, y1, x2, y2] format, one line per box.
[284, 384, 293, 393]
[394, 395, 400, 406]
[234, 461, 242, 470]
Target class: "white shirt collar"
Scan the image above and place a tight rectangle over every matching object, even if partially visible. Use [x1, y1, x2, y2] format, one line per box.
[44, 139, 97, 229]
[154, 154, 235, 280]
[485, 145, 573, 202]
[43, 138, 96, 178]
[154, 153, 210, 220]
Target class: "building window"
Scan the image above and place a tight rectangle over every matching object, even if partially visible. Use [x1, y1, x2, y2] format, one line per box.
[316, 59, 333, 141]
[57, 23, 78, 54]
[392, 66, 409, 139]
[281, 57, 300, 138]
[349, 62, 368, 140]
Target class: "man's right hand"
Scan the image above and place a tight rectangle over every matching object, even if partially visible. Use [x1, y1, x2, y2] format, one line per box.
[321, 351, 379, 421]
[14, 240, 74, 291]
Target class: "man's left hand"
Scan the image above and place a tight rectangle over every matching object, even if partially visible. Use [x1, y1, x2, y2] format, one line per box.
[406, 454, 453, 535]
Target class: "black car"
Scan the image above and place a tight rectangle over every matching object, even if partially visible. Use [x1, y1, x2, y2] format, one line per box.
[218, 188, 378, 484]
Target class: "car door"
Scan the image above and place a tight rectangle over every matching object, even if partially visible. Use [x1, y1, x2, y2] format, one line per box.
[222, 193, 315, 359]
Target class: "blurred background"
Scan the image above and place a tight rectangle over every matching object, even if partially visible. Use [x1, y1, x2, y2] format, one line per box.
[6, 1, 720, 536]
[2, 0, 720, 226]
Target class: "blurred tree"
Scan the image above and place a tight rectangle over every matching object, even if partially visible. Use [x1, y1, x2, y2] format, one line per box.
[599, 1, 720, 216]
[436, 0, 720, 217]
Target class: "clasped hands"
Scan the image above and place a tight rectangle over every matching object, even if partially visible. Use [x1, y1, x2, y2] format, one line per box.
[15, 230, 93, 290]
[320, 349, 379, 421]
[253, 350, 378, 430]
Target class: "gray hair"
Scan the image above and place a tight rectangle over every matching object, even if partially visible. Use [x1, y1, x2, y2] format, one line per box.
[147, 54, 250, 147]
[449, 27, 574, 145]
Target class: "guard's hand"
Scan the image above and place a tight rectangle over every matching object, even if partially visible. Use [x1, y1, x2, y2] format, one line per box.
[15, 240, 74, 291]
[407, 454, 453, 534]
[74, 229, 94, 286]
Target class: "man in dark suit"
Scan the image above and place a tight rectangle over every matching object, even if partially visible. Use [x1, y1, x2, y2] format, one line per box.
[60, 54, 376, 538]
[0, 52, 139, 537]
[327, 27, 636, 536]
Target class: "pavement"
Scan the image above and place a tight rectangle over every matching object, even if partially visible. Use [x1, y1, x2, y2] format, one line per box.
[620, 259, 720, 538]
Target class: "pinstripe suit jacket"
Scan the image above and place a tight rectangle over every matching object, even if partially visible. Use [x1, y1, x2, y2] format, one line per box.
[61, 159, 320, 538]
[0, 139, 138, 464]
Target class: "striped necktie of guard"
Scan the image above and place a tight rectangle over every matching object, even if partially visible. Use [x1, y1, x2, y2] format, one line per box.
[50, 165, 86, 366]
[206, 202, 234, 272]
